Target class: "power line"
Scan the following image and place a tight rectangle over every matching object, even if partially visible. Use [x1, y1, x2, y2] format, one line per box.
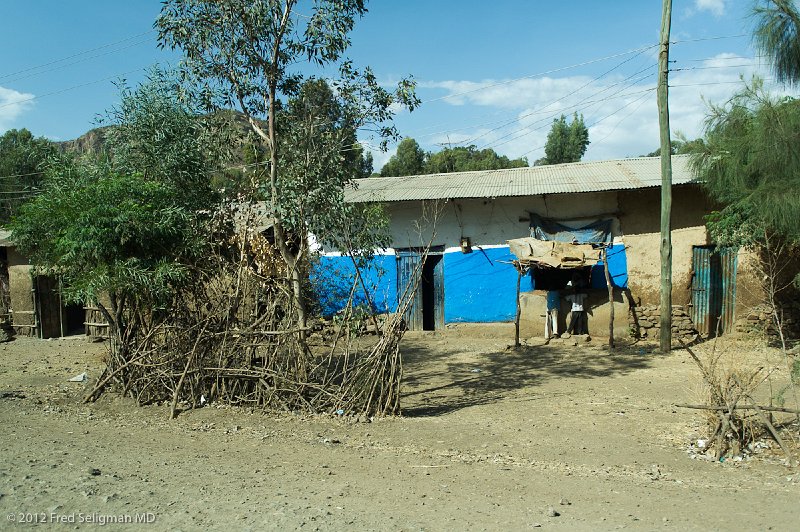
[519, 89, 656, 159]
[671, 33, 748, 44]
[1, 38, 154, 85]
[451, 50, 656, 148]
[677, 54, 766, 63]
[670, 63, 760, 72]
[395, 63, 656, 146]
[0, 30, 156, 81]
[670, 78, 774, 87]
[589, 92, 653, 147]
[468, 66, 657, 148]
[480, 85, 656, 153]
[421, 43, 660, 105]
[0, 68, 147, 111]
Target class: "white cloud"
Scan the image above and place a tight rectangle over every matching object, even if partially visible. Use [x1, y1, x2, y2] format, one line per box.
[0, 86, 35, 132]
[406, 52, 783, 164]
[371, 146, 394, 173]
[368, 52, 800, 172]
[694, 0, 726, 18]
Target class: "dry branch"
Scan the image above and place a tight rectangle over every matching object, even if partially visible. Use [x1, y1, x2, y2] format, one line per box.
[87, 202, 444, 419]
[675, 403, 800, 414]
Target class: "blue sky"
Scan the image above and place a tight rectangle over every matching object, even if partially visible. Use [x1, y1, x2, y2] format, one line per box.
[1, 1, 795, 170]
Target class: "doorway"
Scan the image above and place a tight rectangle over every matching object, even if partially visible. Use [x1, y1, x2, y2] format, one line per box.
[691, 245, 737, 336]
[397, 249, 445, 331]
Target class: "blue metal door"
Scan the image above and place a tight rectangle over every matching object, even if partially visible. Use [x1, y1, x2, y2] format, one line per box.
[397, 250, 445, 331]
[691, 246, 737, 336]
[397, 252, 423, 330]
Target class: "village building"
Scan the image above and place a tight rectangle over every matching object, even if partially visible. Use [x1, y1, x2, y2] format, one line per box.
[318, 154, 755, 339]
[0, 230, 90, 339]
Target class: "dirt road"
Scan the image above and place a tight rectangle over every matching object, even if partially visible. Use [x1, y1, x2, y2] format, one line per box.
[0, 330, 797, 530]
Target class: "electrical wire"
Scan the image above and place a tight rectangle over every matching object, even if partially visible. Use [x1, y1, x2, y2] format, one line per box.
[1, 38, 154, 85]
[0, 30, 156, 81]
[420, 43, 659, 105]
[450, 51, 656, 148]
[0, 68, 147, 110]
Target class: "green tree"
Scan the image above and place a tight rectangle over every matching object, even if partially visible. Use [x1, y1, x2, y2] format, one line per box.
[694, 80, 800, 380]
[380, 137, 426, 176]
[102, 68, 230, 209]
[693, 80, 800, 243]
[424, 145, 527, 173]
[540, 113, 590, 165]
[157, 0, 418, 335]
[0, 128, 57, 224]
[753, 0, 800, 86]
[642, 132, 706, 157]
[9, 75, 223, 345]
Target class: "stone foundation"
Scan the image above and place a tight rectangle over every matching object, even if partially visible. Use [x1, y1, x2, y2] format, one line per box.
[631, 304, 699, 341]
[735, 303, 800, 339]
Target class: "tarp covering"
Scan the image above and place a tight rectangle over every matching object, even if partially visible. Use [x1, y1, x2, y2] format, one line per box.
[508, 237, 601, 268]
[529, 213, 612, 244]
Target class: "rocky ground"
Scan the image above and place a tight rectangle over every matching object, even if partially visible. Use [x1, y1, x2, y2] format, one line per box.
[0, 327, 798, 531]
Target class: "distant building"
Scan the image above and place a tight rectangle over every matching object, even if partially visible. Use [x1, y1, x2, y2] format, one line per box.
[0, 230, 89, 339]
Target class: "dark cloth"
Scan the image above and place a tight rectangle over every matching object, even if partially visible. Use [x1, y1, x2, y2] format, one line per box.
[529, 213, 612, 244]
[567, 310, 586, 335]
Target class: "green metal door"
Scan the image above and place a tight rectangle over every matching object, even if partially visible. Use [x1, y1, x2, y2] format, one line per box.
[691, 246, 737, 336]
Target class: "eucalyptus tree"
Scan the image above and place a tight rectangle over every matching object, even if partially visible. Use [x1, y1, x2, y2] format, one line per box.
[156, 0, 418, 334]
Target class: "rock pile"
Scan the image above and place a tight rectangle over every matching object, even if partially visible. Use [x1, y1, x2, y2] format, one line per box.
[736, 303, 800, 338]
[0, 315, 14, 343]
[632, 304, 698, 340]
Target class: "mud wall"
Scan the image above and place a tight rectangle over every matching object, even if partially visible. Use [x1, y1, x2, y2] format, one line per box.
[7, 248, 35, 336]
[618, 185, 715, 306]
[519, 288, 631, 338]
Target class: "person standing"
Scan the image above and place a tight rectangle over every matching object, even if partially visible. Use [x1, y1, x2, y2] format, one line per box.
[565, 286, 588, 335]
[545, 290, 560, 339]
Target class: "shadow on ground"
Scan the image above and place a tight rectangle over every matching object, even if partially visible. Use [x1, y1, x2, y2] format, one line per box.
[400, 335, 659, 417]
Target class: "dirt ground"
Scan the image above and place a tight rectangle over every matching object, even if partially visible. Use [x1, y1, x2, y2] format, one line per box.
[1, 327, 798, 531]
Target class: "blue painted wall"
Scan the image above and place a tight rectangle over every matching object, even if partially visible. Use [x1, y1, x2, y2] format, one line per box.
[312, 255, 397, 316]
[443, 247, 529, 323]
[589, 243, 629, 289]
[314, 243, 628, 322]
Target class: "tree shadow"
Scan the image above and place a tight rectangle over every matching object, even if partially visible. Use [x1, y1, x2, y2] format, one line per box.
[399, 337, 659, 417]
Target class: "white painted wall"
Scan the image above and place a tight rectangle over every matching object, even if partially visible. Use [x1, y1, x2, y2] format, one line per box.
[383, 192, 620, 250]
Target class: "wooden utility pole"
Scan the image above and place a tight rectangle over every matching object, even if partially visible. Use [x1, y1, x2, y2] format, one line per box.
[657, 0, 673, 353]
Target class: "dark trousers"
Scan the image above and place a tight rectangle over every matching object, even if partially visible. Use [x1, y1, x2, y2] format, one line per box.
[567, 311, 585, 334]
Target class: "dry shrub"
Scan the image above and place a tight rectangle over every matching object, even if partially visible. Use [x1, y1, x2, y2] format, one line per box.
[85, 205, 418, 419]
[685, 337, 799, 465]
[688, 342, 767, 458]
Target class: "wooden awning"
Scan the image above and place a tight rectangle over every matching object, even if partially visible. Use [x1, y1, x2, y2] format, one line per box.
[508, 237, 601, 269]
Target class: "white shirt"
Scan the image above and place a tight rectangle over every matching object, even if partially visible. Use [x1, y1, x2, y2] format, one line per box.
[566, 293, 586, 311]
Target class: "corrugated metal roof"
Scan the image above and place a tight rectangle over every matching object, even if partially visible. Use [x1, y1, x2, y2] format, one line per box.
[345, 154, 696, 203]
